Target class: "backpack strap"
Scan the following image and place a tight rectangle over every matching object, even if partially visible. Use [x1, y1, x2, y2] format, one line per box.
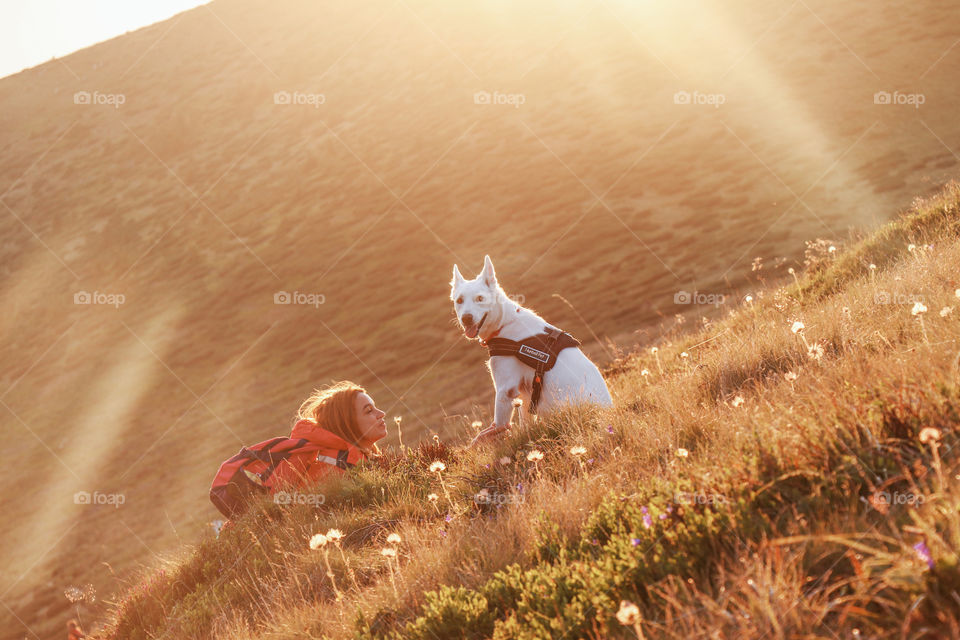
[336, 448, 352, 470]
[315, 449, 355, 470]
[240, 438, 313, 484]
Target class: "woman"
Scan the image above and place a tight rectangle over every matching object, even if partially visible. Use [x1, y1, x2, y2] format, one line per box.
[266, 381, 387, 491]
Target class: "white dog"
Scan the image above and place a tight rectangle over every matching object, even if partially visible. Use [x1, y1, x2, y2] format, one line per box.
[451, 255, 613, 443]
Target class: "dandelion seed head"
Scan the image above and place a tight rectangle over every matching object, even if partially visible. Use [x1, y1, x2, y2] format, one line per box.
[429, 461, 446, 473]
[64, 586, 84, 603]
[427, 493, 439, 502]
[616, 600, 641, 626]
[394, 416, 402, 425]
[807, 343, 825, 361]
[732, 396, 745, 407]
[680, 351, 689, 359]
[309, 533, 328, 550]
[869, 263, 877, 270]
[651, 346, 659, 354]
[784, 371, 798, 381]
[387, 533, 402, 544]
[526, 450, 544, 462]
[676, 448, 689, 458]
[919, 427, 941, 444]
[570, 445, 587, 456]
[471, 420, 483, 429]
[381, 547, 397, 558]
[911, 302, 928, 316]
[325, 529, 343, 541]
[788, 267, 795, 274]
[940, 307, 953, 317]
[640, 368, 650, 377]
[791, 321, 805, 334]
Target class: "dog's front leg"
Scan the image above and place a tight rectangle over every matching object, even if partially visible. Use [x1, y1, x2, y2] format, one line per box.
[470, 360, 520, 447]
[492, 386, 514, 430]
[469, 388, 514, 447]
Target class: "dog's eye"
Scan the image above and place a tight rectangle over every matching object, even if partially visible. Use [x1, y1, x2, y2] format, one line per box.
[475, 295, 484, 303]
[456, 297, 463, 305]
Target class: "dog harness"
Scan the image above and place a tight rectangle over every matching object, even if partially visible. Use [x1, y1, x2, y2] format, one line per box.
[484, 327, 581, 413]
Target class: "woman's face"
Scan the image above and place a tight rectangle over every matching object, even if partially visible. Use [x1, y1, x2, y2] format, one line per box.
[353, 392, 387, 447]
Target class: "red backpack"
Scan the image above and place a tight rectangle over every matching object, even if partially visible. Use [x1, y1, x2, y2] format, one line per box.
[209, 437, 341, 519]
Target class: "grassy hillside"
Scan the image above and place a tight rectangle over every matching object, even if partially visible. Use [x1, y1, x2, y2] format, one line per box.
[93, 182, 960, 638]
[3, 0, 960, 637]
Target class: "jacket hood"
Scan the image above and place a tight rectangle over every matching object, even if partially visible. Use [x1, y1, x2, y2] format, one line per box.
[290, 419, 362, 454]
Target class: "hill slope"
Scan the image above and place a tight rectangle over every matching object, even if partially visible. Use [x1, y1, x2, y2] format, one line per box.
[99, 181, 960, 638]
[2, 0, 960, 637]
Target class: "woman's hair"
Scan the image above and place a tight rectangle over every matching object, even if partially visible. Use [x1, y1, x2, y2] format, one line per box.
[297, 381, 375, 452]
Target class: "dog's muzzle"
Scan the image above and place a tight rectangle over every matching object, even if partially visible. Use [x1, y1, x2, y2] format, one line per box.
[463, 312, 488, 339]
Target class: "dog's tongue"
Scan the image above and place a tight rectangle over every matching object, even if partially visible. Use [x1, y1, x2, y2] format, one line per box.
[465, 325, 479, 339]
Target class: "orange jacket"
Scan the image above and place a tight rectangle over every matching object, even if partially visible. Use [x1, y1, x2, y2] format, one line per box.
[265, 420, 366, 491]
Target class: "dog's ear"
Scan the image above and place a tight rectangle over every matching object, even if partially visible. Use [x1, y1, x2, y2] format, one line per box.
[451, 264, 465, 293]
[480, 255, 497, 288]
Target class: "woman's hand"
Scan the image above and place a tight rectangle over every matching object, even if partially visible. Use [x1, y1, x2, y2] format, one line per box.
[469, 423, 509, 448]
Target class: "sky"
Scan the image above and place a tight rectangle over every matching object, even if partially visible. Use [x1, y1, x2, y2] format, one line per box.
[0, 0, 209, 79]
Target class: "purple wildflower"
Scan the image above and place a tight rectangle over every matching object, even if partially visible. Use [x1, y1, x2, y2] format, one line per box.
[445, 514, 452, 523]
[642, 513, 653, 529]
[631, 538, 641, 546]
[606, 425, 614, 434]
[587, 458, 595, 464]
[659, 513, 667, 520]
[914, 541, 934, 569]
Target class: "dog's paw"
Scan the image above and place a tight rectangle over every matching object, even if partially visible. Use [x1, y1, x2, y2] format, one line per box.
[469, 424, 509, 448]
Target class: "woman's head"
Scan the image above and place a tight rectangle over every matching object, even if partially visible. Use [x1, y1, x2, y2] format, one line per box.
[297, 381, 387, 451]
